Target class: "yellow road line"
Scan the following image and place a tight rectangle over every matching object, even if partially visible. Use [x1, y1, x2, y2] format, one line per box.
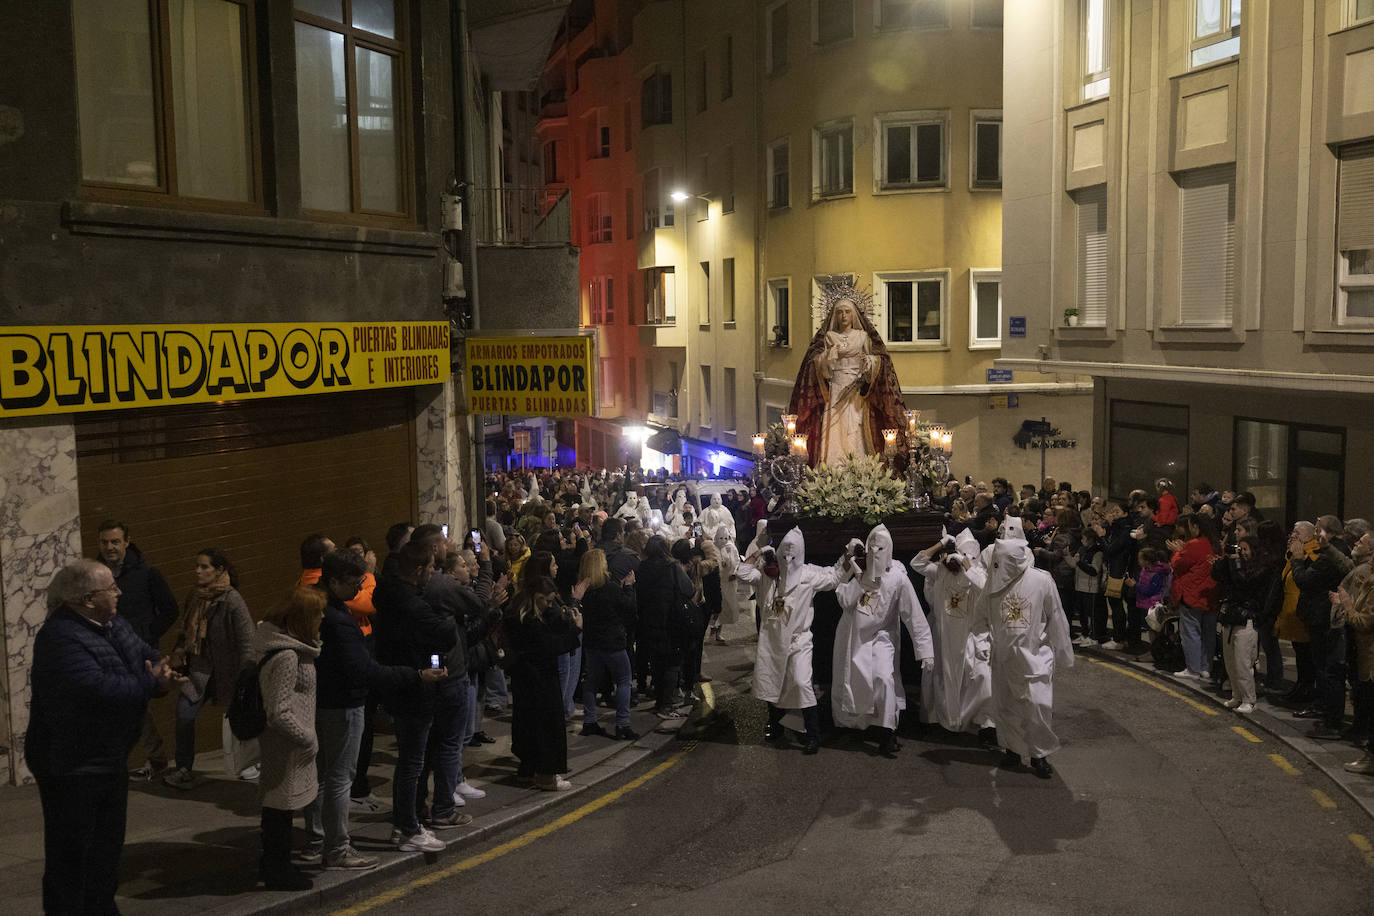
[1311, 789, 1337, 809]
[1085, 657, 1220, 716]
[1231, 726, 1263, 744]
[332, 751, 687, 915]
[1269, 753, 1302, 775]
[1350, 834, 1374, 869]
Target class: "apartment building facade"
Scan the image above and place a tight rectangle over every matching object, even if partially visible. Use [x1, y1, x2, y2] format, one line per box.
[1001, 0, 1374, 524]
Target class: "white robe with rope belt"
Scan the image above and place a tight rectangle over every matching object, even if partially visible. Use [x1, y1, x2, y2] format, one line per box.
[974, 540, 1074, 759]
[737, 559, 841, 709]
[831, 564, 933, 730]
[912, 554, 995, 733]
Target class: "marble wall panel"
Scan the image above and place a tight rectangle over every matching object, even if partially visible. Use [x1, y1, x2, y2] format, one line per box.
[415, 379, 469, 535]
[0, 419, 82, 784]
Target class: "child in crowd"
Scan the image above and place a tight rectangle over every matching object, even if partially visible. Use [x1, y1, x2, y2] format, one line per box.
[1073, 529, 1104, 647]
[1134, 547, 1172, 630]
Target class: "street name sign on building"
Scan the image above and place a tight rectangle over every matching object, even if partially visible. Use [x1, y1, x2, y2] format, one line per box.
[1008, 316, 1027, 337]
[0, 321, 450, 419]
[986, 368, 1014, 383]
[465, 334, 594, 417]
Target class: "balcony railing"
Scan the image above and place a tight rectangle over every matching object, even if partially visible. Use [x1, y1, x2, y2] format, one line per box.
[471, 185, 571, 245]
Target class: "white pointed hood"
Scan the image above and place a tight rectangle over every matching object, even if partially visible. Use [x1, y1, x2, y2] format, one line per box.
[983, 535, 1032, 593]
[778, 527, 805, 584]
[860, 524, 893, 590]
[998, 516, 1027, 542]
[953, 527, 981, 563]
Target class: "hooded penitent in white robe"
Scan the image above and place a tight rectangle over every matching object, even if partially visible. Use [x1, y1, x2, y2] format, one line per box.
[974, 522, 1075, 760]
[832, 525, 934, 730]
[737, 527, 841, 709]
[614, 497, 640, 521]
[666, 491, 689, 527]
[913, 528, 995, 733]
[714, 526, 749, 625]
[700, 494, 733, 539]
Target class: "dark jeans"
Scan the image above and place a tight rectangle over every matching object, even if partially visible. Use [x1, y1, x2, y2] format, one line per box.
[1260, 627, 1284, 687]
[650, 651, 681, 712]
[1312, 626, 1348, 726]
[419, 679, 467, 821]
[1293, 640, 1316, 688]
[767, 702, 820, 739]
[36, 771, 128, 915]
[173, 691, 206, 771]
[1105, 593, 1131, 641]
[391, 711, 434, 836]
[1353, 681, 1374, 744]
[1073, 590, 1095, 638]
[259, 806, 294, 880]
[351, 633, 378, 799]
[583, 648, 633, 728]
[681, 612, 708, 687]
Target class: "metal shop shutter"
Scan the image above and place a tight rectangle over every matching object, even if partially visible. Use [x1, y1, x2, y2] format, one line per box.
[76, 389, 418, 649]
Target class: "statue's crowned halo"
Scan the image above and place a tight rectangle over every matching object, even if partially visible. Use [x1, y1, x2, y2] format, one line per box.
[787, 279, 909, 470]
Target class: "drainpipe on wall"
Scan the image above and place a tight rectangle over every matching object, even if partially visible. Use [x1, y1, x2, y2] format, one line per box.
[451, 0, 483, 525]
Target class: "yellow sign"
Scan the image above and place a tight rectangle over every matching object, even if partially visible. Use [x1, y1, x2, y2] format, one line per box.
[465, 335, 594, 417]
[0, 322, 450, 418]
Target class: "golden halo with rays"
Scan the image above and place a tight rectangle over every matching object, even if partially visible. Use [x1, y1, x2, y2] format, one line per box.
[811, 277, 877, 325]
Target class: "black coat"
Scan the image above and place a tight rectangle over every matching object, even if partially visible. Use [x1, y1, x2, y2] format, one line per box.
[508, 610, 580, 775]
[1100, 517, 1135, 578]
[635, 556, 694, 656]
[372, 574, 457, 712]
[315, 597, 421, 709]
[107, 544, 178, 647]
[1291, 545, 1353, 631]
[580, 581, 636, 652]
[26, 608, 159, 778]
[1212, 555, 1281, 628]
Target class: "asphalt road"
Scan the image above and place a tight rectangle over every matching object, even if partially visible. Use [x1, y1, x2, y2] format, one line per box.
[330, 650, 1374, 916]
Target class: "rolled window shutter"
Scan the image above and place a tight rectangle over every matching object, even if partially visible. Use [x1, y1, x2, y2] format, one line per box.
[1076, 184, 1108, 326]
[1338, 143, 1374, 253]
[1178, 165, 1235, 326]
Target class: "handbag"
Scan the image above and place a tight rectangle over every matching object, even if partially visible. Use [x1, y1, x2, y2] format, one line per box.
[1104, 576, 1125, 599]
[221, 714, 260, 777]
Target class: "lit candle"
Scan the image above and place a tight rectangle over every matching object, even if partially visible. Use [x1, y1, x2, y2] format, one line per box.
[905, 409, 919, 436]
[752, 434, 766, 455]
[782, 413, 797, 436]
[882, 428, 898, 455]
[791, 434, 808, 457]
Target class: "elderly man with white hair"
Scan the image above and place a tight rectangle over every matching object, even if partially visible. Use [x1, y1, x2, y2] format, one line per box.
[832, 524, 933, 758]
[975, 516, 1074, 778]
[912, 528, 997, 749]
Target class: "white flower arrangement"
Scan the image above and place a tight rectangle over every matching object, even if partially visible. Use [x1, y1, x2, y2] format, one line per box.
[797, 453, 907, 525]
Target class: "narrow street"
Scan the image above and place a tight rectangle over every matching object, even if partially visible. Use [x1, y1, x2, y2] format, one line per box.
[331, 644, 1374, 916]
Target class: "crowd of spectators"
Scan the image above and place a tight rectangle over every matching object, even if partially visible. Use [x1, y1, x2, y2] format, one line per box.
[24, 463, 1374, 910]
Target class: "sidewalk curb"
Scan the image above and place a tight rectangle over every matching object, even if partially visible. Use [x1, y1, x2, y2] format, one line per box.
[216, 716, 692, 916]
[1080, 646, 1374, 821]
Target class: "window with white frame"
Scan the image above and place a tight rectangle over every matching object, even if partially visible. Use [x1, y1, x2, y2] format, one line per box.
[876, 272, 945, 345]
[814, 120, 854, 198]
[1082, 0, 1110, 100]
[877, 111, 946, 190]
[585, 109, 610, 159]
[723, 258, 737, 324]
[641, 66, 672, 127]
[1074, 184, 1108, 326]
[642, 168, 674, 230]
[599, 357, 615, 407]
[699, 260, 711, 325]
[644, 266, 676, 324]
[587, 276, 611, 325]
[769, 278, 791, 346]
[1336, 143, 1374, 324]
[699, 365, 712, 429]
[971, 111, 1001, 189]
[604, 276, 616, 325]
[724, 368, 737, 435]
[768, 138, 791, 209]
[585, 192, 612, 244]
[1177, 165, 1235, 326]
[1191, 0, 1240, 67]
[972, 0, 1003, 28]
[969, 269, 1002, 348]
[877, 0, 949, 30]
[1353, 0, 1374, 25]
[767, 1, 789, 73]
[814, 0, 853, 45]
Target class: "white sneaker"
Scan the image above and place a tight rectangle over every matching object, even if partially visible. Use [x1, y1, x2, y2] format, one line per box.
[454, 781, 486, 800]
[349, 795, 383, 814]
[1072, 636, 1088, 647]
[1079, 638, 1099, 648]
[1224, 698, 1241, 708]
[450, 790, 466, 807]
[1173, 669, 1194, 679]
[397, 830, 446, 853]
[391, 825, 436, 846]
[537, 775, 573, 791]
[237, 763, 260, 781]
[1235, 703, 1255, 714]
[1101, 640, 1123, 651]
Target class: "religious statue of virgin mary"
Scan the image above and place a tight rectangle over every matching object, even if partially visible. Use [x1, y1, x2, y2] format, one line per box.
[788, 281, 908, 470]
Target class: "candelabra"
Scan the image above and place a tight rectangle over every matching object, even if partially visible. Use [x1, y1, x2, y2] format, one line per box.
[751, 415, 810, 517]
[901, 409, 953, 509]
